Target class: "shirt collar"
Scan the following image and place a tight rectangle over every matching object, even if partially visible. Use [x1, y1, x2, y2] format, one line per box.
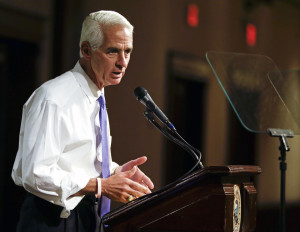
[72, 61, 104, 103]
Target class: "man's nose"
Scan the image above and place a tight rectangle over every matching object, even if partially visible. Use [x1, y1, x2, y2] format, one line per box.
[116, 52, 128, 69]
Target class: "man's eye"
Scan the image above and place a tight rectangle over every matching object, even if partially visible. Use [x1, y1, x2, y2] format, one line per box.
[108, 49, 118, 54]
[125, 49, 132, 55]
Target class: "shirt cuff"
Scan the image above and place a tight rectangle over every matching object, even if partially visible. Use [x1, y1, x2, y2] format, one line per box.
[110, 161, 119, 175]
[95, 177, 101, 198]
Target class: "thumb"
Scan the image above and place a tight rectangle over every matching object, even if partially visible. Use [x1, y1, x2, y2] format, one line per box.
[124, 166, 137, 178]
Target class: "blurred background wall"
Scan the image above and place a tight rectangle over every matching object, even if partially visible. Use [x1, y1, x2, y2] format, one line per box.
[1, 0, 300, 231]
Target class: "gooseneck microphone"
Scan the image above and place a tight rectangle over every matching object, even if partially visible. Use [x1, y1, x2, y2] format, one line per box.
[134, 86, 175, 131]
[134, 86, 204, 174]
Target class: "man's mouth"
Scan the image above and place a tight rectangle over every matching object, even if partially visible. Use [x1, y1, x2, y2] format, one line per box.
[112, 72, 123, 78]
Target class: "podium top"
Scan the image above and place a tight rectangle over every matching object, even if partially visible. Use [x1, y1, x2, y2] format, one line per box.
[206, 51, 300, 134]
[102, 165, 261, 226]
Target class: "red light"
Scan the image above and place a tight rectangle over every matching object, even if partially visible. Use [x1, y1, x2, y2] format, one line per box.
[187, 4, 199, 27]
[246, 23, 257, 47]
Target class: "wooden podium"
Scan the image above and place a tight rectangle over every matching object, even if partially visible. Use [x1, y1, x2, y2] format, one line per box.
[102, 165, 261, 232]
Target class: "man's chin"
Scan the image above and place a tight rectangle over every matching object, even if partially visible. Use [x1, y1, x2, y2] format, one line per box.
[105, 78, 122, 87]
[112, 77, 122, 84]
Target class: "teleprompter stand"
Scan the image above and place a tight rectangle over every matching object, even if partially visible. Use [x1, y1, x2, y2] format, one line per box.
[206, 51, 300, 232]
[268, 128, 294, 232]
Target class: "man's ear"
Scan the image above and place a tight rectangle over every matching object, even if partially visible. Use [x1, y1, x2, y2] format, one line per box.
[81, 42, 91, 58]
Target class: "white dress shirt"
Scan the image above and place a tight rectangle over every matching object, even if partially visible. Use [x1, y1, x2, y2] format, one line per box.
[11, 62, 118, 218]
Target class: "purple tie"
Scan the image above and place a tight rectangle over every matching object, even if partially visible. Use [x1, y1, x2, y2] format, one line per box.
[97, 95, 111, 218]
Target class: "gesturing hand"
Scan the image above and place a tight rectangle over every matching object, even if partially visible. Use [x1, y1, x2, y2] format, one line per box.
[101, 166, 151, 203]
[72, 157, 154, 201]
[115, 156, 154, 190]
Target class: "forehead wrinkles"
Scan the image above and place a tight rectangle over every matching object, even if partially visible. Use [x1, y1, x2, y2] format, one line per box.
[102, 26, 133, 48]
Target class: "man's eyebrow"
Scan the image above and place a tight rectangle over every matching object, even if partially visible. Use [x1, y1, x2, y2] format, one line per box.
[106, 47, 119, 51]
[106, 46, 133, 52]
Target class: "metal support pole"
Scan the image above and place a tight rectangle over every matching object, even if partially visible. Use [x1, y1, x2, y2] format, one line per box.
[267, 129, 293, 232]
[279, 136, 288, 232]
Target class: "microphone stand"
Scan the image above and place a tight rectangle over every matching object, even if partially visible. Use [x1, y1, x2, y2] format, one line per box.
[144, 109, 204, 180]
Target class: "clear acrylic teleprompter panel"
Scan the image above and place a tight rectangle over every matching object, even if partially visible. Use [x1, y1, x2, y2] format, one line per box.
[206, 51, 300, 134]
[269, 69, 300, 131]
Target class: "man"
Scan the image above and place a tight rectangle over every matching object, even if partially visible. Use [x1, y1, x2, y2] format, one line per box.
[11, 10, 154, 231]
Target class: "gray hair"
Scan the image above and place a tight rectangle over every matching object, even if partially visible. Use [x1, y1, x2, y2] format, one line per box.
[79, 10, 134, 57]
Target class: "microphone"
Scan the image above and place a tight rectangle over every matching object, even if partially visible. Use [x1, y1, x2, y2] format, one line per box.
[134, 86, 175, 131]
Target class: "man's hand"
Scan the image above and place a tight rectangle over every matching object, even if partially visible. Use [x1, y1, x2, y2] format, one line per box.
[101, 166, 151, 203]
[72, 156, 154, 203]
[115, 156, 154, 190]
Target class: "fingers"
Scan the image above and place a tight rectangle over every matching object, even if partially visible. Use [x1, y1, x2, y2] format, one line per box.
[132, 156, 147, 166]
[121, 166, 152, 194]
[101, 172, 151, 203]
[131, 168, 154, 190]
[119, 179, 151, 203]
[102, 158, 153, 203]
[141, 174, 154, 189]
[125, 165, 137, 177]
[123, 161, 154, 190]
[121, 156, 147, 172]
[121, 185, 147, 203]
[130, 179, 152, 195]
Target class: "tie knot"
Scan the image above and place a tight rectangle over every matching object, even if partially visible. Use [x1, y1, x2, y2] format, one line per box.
[98, 95, 106, 109]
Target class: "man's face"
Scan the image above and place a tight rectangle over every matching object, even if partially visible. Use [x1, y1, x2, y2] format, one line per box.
[90, 25, 133, 89]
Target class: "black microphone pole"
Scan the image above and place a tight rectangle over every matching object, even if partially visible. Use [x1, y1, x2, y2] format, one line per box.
[134, 87, 204, 171]
[144, 109, 203, 177]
